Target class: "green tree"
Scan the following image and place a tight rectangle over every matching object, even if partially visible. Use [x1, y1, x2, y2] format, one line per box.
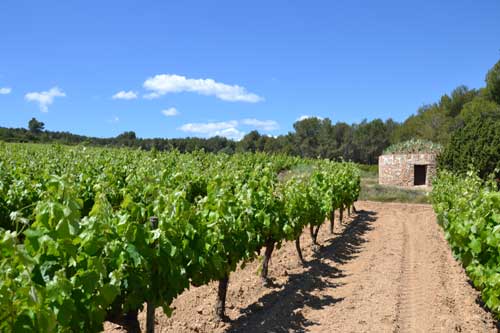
[438, 108, 500, 179]
[392, 86, 478, 145]
[293, 117, 322, 158]
[485, 59, 500, 104]
[351, 119, 391, 164]
[331, 122, 353, 160]
[116, 131, 136, 141]
[28, 117, 44, 133]
[458, 97, 499, 123]
[317, 118, 336, 159]
[440, 85, 478, 117]
[238, 130, 261, 152]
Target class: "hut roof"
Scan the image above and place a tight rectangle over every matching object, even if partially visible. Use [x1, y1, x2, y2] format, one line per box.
[383, 139, 442, 155]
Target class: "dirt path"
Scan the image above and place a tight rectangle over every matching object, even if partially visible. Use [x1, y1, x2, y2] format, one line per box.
[104, 201, 498, 333]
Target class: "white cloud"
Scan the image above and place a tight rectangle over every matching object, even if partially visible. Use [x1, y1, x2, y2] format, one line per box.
[179, 120, 244, 140]
[296, 115, 324, 121]
[179, 120, 238, 133]
[25, 87, 66, 112]
[0, 87, 11, 95]
[109, 116, 120, 123]
[143, 92, 161, 100]
[143, 74, 263, 103]
[241, 118, 279, 131]
[161, 107, 179, 117]
[178, 117, 281, 140]
[112, 90, 138, 100]
[214, 127, 245, 141]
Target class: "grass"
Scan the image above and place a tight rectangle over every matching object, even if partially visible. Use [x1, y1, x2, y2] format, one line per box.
[358, 164, 430, 204]
[359, 183, 430, 204]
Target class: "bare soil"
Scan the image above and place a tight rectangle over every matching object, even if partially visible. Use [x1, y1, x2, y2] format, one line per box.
[104, 201, 498, 333]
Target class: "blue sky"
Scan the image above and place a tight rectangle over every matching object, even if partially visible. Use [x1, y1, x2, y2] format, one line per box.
[1, 0, 499, 140]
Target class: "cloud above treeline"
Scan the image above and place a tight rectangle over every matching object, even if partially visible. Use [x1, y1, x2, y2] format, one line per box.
[241, 118, 279, 131]
[296, 115, 324, 121]
[25, 87, 66, 112]
[179, 118, 278, 141]
[142, 74, 263, 102]
[180, 120, 239, 134]
[179, 121, 244, 141]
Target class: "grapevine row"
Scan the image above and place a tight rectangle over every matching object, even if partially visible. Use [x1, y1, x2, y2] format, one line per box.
[0, 143, 360, 332]
[431, 171, 500, 318]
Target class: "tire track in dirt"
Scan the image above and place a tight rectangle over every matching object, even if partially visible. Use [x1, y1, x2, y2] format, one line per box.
[387, 203, 496, 333]
[393, 206, 433, 332]
[393, 210, 411, 332]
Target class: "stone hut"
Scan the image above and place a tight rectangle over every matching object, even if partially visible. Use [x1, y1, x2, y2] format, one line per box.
[378, 140, 441, 187]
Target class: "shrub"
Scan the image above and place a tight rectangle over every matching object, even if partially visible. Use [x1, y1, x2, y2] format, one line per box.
[438, 109, 500, 179]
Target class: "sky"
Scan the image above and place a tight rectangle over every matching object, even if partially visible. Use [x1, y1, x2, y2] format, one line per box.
[1, 0, 499, 140]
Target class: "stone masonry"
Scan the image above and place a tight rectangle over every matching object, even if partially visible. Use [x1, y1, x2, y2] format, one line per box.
[378, 153, 437, 187]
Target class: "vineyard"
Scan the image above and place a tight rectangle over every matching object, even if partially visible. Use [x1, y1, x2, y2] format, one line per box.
[0, 143, 360, 332]
[432, 171, 500, 317]
[2, 1, 500, 331]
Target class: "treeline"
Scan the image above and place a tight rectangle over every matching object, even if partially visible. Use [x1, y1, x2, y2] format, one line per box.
[1, 58, 499, 166]
[0, 126, 238, 155]
[0, 118, 398, 164]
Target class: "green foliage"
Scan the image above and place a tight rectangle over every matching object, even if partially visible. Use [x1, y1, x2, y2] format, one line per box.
[392, 86, 478, 145]
[432, 172, 500, 317]
[383, 139, 442, 155]
[284, 117, 397, 163]
[0, 143, 360, 332]
[350, 119, 395, 164]
[486, 59, 500, 105]
[438, 109, 500, 179]
[458, 97, 499, 123]
[440, 85, 479, 118]
[28, 118, 45, 133]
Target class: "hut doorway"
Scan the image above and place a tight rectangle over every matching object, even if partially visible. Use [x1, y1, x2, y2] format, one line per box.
[414, 165, 427, 185]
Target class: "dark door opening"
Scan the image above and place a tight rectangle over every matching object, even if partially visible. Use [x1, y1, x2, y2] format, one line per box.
[414, 165, 427, 185]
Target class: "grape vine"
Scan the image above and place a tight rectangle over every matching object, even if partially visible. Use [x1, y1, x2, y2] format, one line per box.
[0, 143, 361, 332]
[432, 171, 500, 318]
